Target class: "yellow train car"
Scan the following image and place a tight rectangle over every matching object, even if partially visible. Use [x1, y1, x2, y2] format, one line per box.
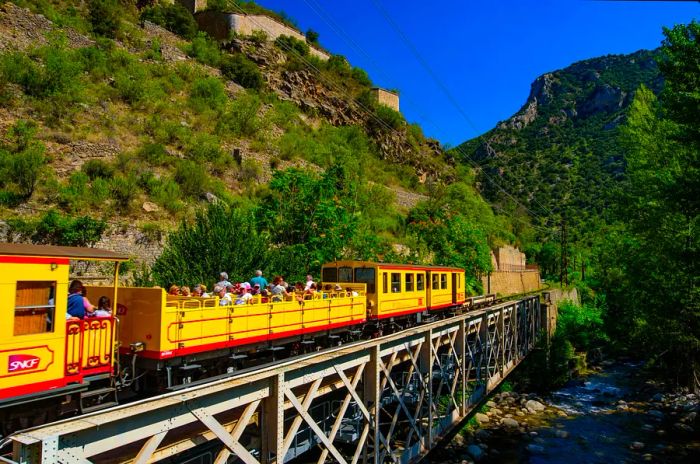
[98, 286, 367, 363]
[0, 244, 127, 403]
[320, 261, 466, 320]
[426, 267, 466, 310]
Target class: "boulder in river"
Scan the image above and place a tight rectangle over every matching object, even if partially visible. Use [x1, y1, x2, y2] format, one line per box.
[475, 413, 489, 424]
[630, 441, 645, 450]
[526, 400, 546, 412]
[648, 410, 664, 420]
[501, 417, 520, 428]
[486, 400, 497, 408]
[467, 444, 485, 461]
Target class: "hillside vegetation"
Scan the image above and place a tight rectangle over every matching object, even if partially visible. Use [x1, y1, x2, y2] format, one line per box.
[0, 0, 516, 290]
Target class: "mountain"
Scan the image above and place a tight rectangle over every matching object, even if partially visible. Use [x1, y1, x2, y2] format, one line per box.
[455, 50, 663, 233]
[0, 0, 455, 266]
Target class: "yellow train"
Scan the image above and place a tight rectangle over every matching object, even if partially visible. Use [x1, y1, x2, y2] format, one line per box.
[0, 245, 468, 435]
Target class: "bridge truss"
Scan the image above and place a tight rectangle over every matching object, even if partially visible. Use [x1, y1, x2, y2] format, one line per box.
[7, 296, 546, 464]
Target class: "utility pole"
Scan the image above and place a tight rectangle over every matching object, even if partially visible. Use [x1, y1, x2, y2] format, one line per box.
[560, 216, 568, 287]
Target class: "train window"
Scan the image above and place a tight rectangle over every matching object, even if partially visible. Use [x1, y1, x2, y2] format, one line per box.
[405, 273, 414, 292]
[383, 272, 388, 293]
[441, 273, 448, 289]
[338, 267, 353, 282]
[14, 281, 56, 336]
[391, 273, 401, 293]
[417, 273, 425, 291]
[322, 267, 337, 282]
[432, 274, 439, 290]
[354, 268, 376, 293]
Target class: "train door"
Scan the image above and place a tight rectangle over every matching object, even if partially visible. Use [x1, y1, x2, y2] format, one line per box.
[451, 273, 458, 305]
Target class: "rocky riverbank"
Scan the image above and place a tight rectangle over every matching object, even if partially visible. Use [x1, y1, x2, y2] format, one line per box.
[424, 363, 700, 463]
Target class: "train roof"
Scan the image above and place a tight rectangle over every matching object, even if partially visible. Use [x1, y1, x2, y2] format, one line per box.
[0, 243, 130, 262]
[323, 260, 464, 272]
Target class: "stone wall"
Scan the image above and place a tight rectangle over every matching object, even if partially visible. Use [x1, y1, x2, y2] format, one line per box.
[482, 270, 540, 296]
[372, 88, 400, 112]
[94, 225, 165, 268]
[195, 11, 329, 60]
[493, 245, 526, 271]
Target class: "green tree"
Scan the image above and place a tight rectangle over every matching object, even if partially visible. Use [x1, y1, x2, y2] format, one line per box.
[152, 204, 269, 287]
[88, 0, 122, 38]
[598, 23, 699, 386]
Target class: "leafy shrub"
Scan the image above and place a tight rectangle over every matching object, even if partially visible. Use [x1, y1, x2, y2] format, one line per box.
[240, 159, 262, 182]
[138, 142, 170, 166]
[82, 159, 115, 180]
[0, 45, 82, 99]
[249, 30, 268, 45]
[189, 76, 227, 111]
[217, 91, 262, 137]
[0, 121, 46, 202]
[351, 67, 372, 87]
[174, 160, 209, 198]
[7, 210, 106, 246]
[274, 35, 309, 57]
[140, 3, 198, 40]
[186, 32, 221, 66]
[220, 54, 264, 90]
[110, 174, 138, 211]
[373, 104, 404, 130]
[185, 134, 223, 163]
[305, 29, 319, 44]
[88, 0, 122, 38]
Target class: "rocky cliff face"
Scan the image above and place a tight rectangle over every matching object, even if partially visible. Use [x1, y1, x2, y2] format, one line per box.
[457, 49, 662, 227]
[231, 37, 447, 177]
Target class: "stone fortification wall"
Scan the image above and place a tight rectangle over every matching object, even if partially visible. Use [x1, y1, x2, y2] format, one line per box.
[482, 270, 540, 296]
[195, 11, 329, 60]
[494, 245, 526, 271]
[372, 88, 400, 112]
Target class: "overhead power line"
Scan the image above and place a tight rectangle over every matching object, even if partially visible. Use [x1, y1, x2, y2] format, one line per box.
[230, 3, 557, 234]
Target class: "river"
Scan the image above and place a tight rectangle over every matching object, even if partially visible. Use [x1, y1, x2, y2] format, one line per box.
[426, 362, 700, 463]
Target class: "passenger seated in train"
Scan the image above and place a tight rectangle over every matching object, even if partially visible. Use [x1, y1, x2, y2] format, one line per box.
[180, 286, 191, 297]
[346, 287, 359, 297]
[191, 284, 209, 297]
[303, 283, 318, 300]
[91, 296, 112, 317]
[251, 283, 261, 295]
[214, 285, 232, 306]
[270, 276, 288, 302]
[235, 287, 253, 305]
[168, 285, 180, 296]
[304, 274, 315, 291]
[249, 270, 268, 290]
[216, 272, 232, 289]
[67, 280, 94, 319]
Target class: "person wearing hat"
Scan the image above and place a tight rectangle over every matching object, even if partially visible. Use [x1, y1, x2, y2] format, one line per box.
[251, 283, 261, 295]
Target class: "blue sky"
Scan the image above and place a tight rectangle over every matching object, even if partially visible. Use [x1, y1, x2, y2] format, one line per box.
[254, 0, 699, 146]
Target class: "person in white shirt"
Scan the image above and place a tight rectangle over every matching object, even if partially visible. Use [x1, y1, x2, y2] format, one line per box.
[235, 288, 253, 305]
[214, 285, 232, 306]
[304, 274, 315, 291]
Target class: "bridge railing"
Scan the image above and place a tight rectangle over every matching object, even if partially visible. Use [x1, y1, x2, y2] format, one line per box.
[8, 295, 547, 464]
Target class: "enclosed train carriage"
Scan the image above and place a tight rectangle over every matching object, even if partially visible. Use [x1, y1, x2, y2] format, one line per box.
[0, 244, 127, 404]
[321, 261, 466, 320]
[426, 267, 466, 310]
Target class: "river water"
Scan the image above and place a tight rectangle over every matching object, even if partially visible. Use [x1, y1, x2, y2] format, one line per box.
[426, 362, 700, 463]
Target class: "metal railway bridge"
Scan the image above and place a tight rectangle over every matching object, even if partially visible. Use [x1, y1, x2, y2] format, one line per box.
[5, 295, 551, 464]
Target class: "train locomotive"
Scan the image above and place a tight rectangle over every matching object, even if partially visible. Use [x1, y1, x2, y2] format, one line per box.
[0, 243, 468, 437]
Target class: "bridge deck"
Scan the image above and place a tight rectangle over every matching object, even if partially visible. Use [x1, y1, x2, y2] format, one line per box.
[7, 296, 547, 464]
